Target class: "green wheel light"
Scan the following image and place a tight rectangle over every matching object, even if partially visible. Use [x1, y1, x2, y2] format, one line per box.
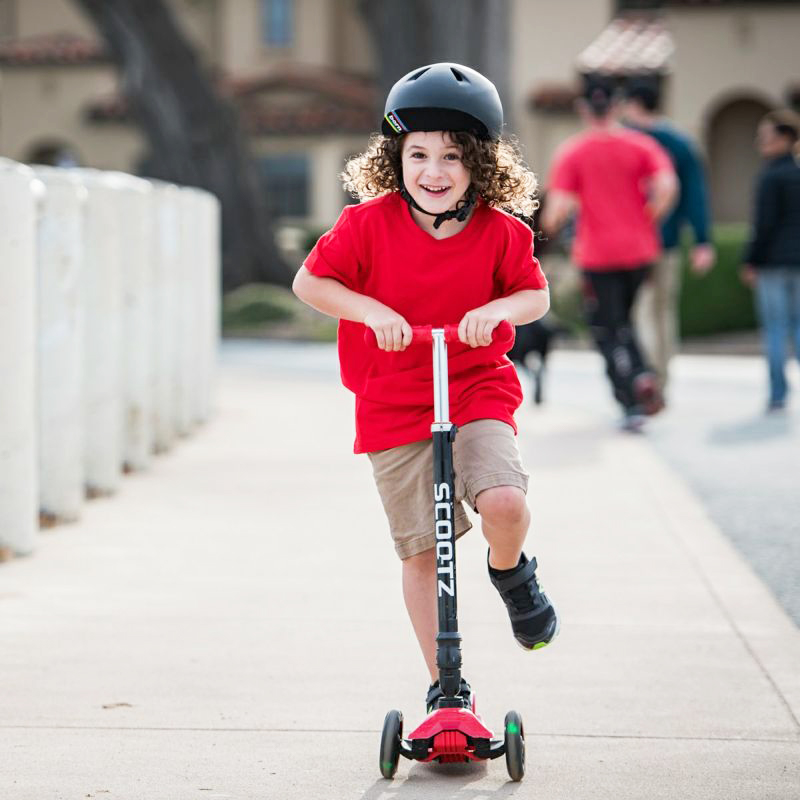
[507, 722, 519, 735]
[382, 761, 394, 771]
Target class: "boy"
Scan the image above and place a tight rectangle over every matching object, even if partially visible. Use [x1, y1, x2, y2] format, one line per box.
[293, 63, 559, 710]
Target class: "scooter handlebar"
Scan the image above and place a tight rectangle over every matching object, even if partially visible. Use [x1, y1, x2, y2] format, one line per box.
[407, 324, 460, 345]
[363, 320, 513, 349]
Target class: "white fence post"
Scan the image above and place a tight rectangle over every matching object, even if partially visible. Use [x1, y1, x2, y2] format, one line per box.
[33, 166, 87, 523]
[176, 187, 198, 436]
[0, 160, 40, 555]
[188, 189, 207, 426]
[152, 182, 181, 452]
[72, 168, 124, 496]
[198, 190, 221, 423]
[110, 173, 155, 470]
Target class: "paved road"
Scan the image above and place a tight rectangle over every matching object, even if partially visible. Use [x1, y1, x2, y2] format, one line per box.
[531, 347, 800, 627]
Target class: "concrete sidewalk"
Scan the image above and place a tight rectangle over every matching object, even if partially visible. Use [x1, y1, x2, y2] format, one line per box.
[2, 343, 799, 800]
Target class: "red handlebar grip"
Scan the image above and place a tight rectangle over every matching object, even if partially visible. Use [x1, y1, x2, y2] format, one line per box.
[364, 319, 512, 348]
[409, 325, 462, 343]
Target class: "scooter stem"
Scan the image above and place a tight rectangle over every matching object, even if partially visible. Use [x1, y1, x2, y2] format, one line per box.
[430, 329, 462, 704]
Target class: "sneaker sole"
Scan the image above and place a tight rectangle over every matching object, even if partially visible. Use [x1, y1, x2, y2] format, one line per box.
[516, 609, 561, 651]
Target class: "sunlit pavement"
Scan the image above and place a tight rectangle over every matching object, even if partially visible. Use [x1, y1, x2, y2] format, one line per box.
[2, 340, 798, 800]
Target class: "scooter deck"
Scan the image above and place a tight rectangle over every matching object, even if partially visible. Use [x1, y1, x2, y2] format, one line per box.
[402, 707, 505, 763]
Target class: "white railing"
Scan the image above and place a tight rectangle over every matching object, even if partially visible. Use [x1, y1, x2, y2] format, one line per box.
[0, 159, 221, 557]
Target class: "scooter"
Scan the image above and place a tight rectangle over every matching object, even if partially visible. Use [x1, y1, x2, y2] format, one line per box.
[369, 321, 526, 782]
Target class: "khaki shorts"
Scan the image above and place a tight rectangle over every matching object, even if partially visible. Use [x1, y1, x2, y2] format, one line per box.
[367, 419, 529, 560]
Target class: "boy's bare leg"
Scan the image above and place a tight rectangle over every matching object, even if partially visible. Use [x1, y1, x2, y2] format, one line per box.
[402, 547, 438, 683]
[477, 486, 529, 569]
[480, 484, 559, 650]
[402, 487, 530, 683]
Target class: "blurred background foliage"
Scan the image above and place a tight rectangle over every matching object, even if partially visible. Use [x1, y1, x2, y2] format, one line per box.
[678, 224, 755, 337]
[222, 281, 338, 341]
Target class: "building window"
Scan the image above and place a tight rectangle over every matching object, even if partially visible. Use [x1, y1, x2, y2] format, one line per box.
[262, 0, 293, 46]
[260, 154, 309, 218]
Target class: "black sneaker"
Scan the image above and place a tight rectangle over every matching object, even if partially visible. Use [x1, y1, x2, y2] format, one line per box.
[425, 678, 473, 714]
[488, 552, 560, 651]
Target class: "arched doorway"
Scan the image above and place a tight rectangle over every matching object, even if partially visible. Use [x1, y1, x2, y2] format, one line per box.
[707, 96, 772, 223]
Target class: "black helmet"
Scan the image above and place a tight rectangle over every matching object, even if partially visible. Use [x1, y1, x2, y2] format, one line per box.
[382, 62, 503, 140]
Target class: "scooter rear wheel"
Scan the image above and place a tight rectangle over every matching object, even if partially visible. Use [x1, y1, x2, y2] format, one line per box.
[379, 709, 403, 779]
[504, 710, 525, 781]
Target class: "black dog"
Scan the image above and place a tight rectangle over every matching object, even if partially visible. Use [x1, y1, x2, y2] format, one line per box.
[508, 318, 560, 405]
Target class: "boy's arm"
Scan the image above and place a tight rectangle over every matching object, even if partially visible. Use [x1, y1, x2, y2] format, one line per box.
[292, 266, 412, 351]
[459, 288, 550, 348]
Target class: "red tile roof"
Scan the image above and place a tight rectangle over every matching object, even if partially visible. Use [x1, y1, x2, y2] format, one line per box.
[528, 83, 580, 113]
[87, 64, 377, 136]
[225, 62, 375, 107]
[0, 32, 108, 66]
[240, 105, 374, 136]
[576, 18, 674, 76]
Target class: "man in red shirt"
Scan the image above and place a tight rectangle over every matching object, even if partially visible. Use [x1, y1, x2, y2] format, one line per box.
[542, 77, 677, 430]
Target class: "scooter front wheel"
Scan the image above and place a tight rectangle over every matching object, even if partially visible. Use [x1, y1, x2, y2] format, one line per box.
[504, 710, 525, 781]
[379, 709, 403, 779]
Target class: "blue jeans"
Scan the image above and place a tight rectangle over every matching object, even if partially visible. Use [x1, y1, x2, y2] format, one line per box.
[755, 268, 800, 407]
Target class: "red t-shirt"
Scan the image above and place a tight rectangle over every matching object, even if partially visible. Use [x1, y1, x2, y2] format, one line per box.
[304, 192, 547, 453]
[548, 128, 674, 270]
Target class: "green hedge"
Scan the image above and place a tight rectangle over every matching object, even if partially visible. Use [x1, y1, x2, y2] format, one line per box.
[678, 223, 757, 337]
[221, 283, 297, 328]
[221, 282, 338, 341]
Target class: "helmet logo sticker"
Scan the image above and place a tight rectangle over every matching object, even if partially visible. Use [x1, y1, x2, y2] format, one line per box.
[384, 111, 408, 134]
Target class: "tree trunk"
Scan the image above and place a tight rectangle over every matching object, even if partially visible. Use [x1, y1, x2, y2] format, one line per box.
[74, 0, 291, 290]
[359, 0, 511, 130]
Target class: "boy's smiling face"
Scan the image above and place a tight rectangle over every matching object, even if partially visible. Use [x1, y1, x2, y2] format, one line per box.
[401, 131, 471, 215]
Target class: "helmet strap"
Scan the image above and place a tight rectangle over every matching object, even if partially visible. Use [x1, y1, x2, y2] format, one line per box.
[399, 183, 477, 229]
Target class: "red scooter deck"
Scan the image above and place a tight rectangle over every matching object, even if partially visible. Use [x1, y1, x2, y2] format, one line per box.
[408, 707, 496, 763]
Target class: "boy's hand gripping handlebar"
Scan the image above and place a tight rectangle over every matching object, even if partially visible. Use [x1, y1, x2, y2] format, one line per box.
[363, 320, 513, 349]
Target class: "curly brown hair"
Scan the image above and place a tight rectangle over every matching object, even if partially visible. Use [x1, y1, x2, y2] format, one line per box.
[340, 131, 538, 218]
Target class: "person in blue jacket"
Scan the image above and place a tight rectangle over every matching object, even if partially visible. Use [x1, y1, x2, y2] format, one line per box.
[622, 82, 715, 396]
[741, 109, 800, 412]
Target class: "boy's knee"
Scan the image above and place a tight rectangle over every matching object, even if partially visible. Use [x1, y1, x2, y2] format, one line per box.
[476, 486, 528, 529]
[403, 546, 436, 571]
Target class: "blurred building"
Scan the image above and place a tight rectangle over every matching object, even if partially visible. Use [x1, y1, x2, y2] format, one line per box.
[0, 0, 798, 229]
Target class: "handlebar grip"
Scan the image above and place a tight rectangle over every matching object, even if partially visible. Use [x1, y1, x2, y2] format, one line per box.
[363, 320, 513, 348]
[408, 324, 460, 344]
